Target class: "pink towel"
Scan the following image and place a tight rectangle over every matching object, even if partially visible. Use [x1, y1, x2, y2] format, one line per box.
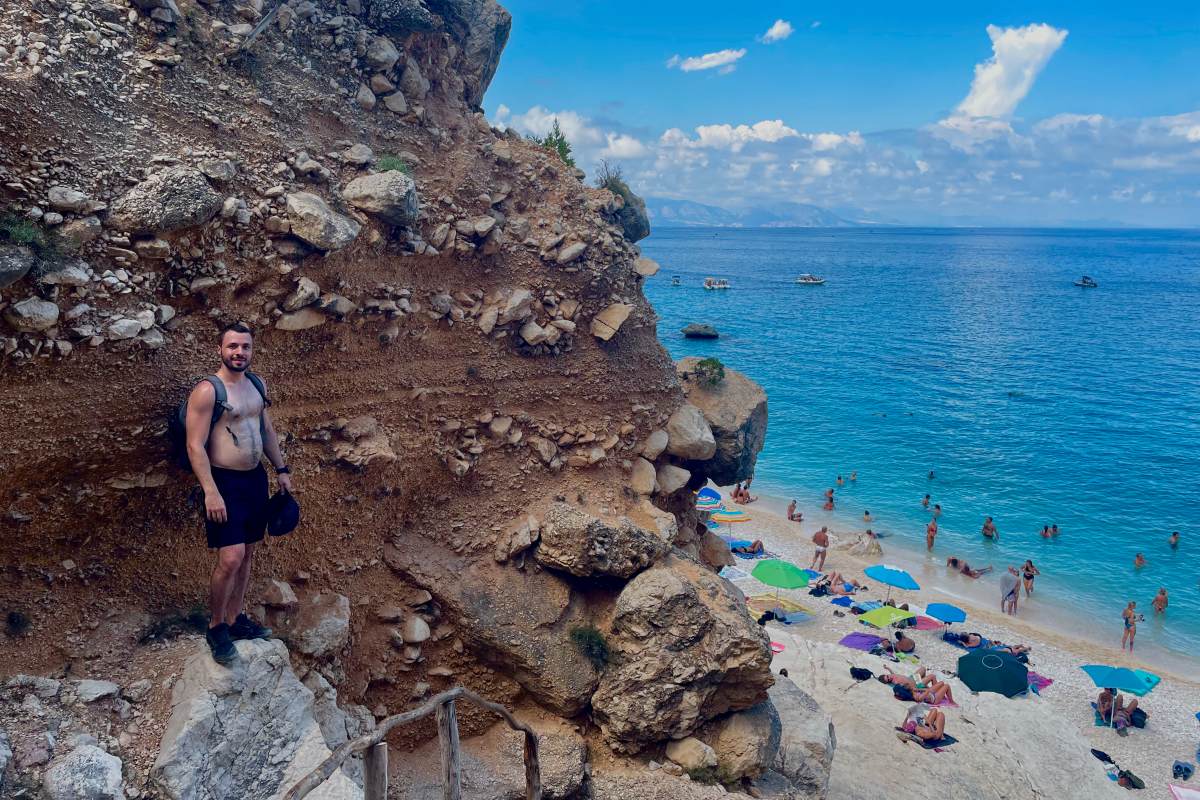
[1028, 672, 1054, 691]
[914, 616, 943, 631]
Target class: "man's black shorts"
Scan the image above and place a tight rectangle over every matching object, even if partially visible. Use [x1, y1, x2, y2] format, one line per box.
[205, 464, 269, 549]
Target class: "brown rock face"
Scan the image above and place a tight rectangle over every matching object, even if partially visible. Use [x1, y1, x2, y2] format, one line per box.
[677, 357, 768, 485]
[592, 557, 774, 751]
[534, 502, 669, 579]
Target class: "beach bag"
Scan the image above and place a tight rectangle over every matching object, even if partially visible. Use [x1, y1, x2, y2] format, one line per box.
[892, 684, 914, 702]
[1129, 708, 1148, 729]
[168, 373, 267, 467]
[1118, 770, 1145, 789]
[849, 667, 873, 681]
[809, 584, 830, 597]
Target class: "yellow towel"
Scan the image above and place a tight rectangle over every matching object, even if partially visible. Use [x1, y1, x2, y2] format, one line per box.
[746, 595, 814, 618]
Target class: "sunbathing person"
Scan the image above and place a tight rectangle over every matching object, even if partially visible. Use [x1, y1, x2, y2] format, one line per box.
[947, 556, 993, 578]
[731, 539, 765, 555]
[915, 676, 956, 705]
[899, 705, 947, 744]
[893, 631, 915, 653]
[1097, 688, 1143, 732]
[821, 572, 864, 595]
[879, 665, 939, 692]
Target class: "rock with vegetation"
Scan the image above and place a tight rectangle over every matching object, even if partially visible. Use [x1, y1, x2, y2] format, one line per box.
[677, 357, 768, 485]
[596, 163, 650, 242]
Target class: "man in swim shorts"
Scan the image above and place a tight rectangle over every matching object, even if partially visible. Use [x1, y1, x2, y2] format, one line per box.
[186, 323, 294, 665]
[810, 526, 829, 571]
[982, 516, 998, 540]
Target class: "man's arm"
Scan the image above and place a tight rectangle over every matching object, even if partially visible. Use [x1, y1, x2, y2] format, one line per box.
[185, 381, 226, 522]
[262, 407, 294, 492]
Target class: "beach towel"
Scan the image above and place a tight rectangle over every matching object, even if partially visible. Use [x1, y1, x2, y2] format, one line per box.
[721, 535, 752, 547]
[733, 549, 779, 560]
[852, 600, 883, 612]
[719, 565, 749, 580]
[1027, 672, 1054, 692]
[770, 641, 785, 654]
[839, 632, 884, 652]
[1091, 702, 1131, 731]
[778, 610, 812, 624]
[1169, 785, 1200, 800]
[894, 728, 959, 751]
[913, 616, 943, 631]
[830, 596, 854, 607]
[803, 569, 822, 579]
[746, 595, 814, 622]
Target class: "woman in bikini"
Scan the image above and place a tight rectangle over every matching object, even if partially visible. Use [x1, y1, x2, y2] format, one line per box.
[1021, 559, 1040, 596]
[899, 706, 946, 744]
[1121, 601, 1139, 651]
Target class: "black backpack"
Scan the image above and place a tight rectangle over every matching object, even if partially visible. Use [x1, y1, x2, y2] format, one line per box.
[168, 373, 268, 467]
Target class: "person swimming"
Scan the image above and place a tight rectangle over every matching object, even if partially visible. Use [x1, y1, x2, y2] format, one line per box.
[1133, 553, 1146, 569]
[1051, 524, 1060, 536]
[1152, 588, 1168, 614]
[850, 471, 857, 482]
[946, 556, 992, 578]
[1040, 525, 1052, 539]
[837, 474, 845, 487]
[982, 516, 998, 541]
[863, 510, 873, 523]
[932, 503, 942, 518]
[921, 494, 931, 509]
[823, 496, 835, 511]
[1168, 531, 1179, 548]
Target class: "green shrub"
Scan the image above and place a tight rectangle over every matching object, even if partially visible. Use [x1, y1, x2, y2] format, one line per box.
[685, 764, 739, 787]
[570, 625, 610, 669]
[594, 160, 630, 199]
[376, 154, 411, 174]
[0, 213, 60, 261]
[532, 119, 575, 169]
[694, 357, 726, 387]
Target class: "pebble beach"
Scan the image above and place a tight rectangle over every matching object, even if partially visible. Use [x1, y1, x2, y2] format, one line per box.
[717, 487, 1200, 796]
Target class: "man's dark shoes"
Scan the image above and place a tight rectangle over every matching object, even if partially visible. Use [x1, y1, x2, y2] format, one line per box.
[230, 613, 272, 641]
[206, 623, 237, 665]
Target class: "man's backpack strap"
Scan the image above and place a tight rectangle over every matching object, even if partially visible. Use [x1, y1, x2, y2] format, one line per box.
[202, 375, 229, 433]
[244, 372, 269, 440]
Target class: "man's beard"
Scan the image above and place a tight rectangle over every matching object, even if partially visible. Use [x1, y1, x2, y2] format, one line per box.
[223, 355, 250, 372]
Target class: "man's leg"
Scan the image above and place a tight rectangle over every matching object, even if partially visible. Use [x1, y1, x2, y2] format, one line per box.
[224, 542, 255, 625]
[209, 544, 246, 627]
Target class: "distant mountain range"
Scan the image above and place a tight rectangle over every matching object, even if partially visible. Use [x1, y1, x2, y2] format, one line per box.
[645, 197, 892, 228]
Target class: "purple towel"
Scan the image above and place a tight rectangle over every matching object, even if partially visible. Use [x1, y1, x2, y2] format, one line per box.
[1028, 672, 1054, 691]
[839, 632, 884, 651]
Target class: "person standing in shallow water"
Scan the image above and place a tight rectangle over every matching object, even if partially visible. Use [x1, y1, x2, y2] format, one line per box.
[926, 517, 938, 551]
[185, 323, 293, 665]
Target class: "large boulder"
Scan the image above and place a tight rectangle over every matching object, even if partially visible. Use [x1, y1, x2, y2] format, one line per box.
[534, 502, 668, 579]
[0, 245, 35, 289]
[699, 701, 781, 781]
[107, 166, 222, 234]
[592, 556, 774, 752]
[390, 716, 588, 800]
[3, 297, 59, 332]
[277, 592, 351, 658]
[664, 737, 717, 771]
[768, 678, 835, 798]
[429, 0, 512, 107]
[366, 0, 438, 34]
[286, 193, 361, 251]
[664, 404, 716, 461]
[676, 358, 768, 485]
[771, 636, 1125, 800]
[342, 171, 420, 226]
[43, 745, 124, 800]
[151, 639, 361, 800]
[384, 545, 599, 716]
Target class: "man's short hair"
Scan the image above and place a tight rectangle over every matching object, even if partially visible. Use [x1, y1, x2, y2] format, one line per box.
[220, 322, 254, 344]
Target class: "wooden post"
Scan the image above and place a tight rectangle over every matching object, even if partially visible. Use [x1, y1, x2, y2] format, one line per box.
[363, 742, 388, 800]
[522, 730, 542, 800]
[437, 699, 463, 800]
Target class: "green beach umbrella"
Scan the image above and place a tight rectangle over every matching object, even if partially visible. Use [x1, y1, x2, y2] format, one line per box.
[859, 606, 916, 630]
[751, 559, 810, 602]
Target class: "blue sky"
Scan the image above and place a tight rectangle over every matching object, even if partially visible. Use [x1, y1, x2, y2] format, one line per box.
[486, 1, 1200, 226]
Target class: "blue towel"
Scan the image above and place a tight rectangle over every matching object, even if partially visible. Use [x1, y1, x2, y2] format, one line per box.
[803, 569, 822, 578]
[830, 596, 854, 607]
[853, 600, 883, 612]
[780, 611, 811, 624]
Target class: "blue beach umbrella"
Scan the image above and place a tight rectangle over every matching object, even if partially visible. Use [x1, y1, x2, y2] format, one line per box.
[925, 603, 967, 625]
[1081, 665, 1159, 730]
[697, 487, 721, 500]
[864, 564, 920, 600]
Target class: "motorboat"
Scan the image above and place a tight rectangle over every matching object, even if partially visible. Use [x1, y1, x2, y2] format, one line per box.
[671, 275, 681, 286]
[703, 277, 731, 290]
[1074, 275, 1098, 288]
[794, 273, 826, 285]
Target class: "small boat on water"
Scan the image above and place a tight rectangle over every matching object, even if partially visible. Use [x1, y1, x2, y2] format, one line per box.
[1074, 275, 1099, 288]
[671, 275, 681, 286]
[794, 273, 826, 285]
[703, 277, 731, 290]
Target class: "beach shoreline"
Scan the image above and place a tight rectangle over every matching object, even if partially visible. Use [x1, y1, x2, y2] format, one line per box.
[711, 484, 1200, 795]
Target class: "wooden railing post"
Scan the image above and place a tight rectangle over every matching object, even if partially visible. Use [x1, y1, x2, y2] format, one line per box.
[437, 700, 463, 800]
[363, 741, 388, 800]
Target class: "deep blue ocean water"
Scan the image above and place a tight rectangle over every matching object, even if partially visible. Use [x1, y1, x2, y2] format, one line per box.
[641, 227, 1200, 662]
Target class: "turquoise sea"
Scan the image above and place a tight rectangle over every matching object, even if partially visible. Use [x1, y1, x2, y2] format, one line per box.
[641, 227, 1200, 664]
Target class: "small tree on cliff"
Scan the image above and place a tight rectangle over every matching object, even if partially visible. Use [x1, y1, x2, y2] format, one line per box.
[535, 118, 576, 169]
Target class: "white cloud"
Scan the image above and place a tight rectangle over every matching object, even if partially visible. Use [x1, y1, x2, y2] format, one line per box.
[600, 132, 649, 159]
[492, 104, 603, 146]
[759, 19, 794, 44]
[956, 23, 1068, 119]
[811, 21, 821, 29]
[1034, 113, 1104, 133]
[668, 48, 747, 73]
[805, 131, 865, 151]
[662, 120, 800, 152]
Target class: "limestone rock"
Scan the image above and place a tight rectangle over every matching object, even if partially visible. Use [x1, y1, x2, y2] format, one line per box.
[342, 172, 420, 226]
[331, 415, 397, 467]
[198, 159, 238, 182]
[700, 701, 781, 781]
[610, 184, 651, 242]
[773, 637, 1125, 800]
[665, 404, 717, 460]
[57, 216, 102, 251]
[107, 166, 222, 234]
[401, 615, 431, 644]
[283, 277, 321, 311]
[43, 745, 124, 800]
[436, 0, 512, 107]
[276, 308, 326, 331]
[534, 502, 668, 579]
[767, 678, 835, 798]
[365, 35, 400, 71]
[664, 737, 717, 771]
[399, 56, 429, 102]
[343, 144, 375, 167]
[556, 241, 586, 264]
[366, 0, 438, 35]
[382, 91, 409, 115]
[40, 263, 90, 288]
[633, 256, 660, 277]
[590, 303, 633, 341]
[677, 358, 768, 485]
[698, 528, 735, 570]
[681, 323, 719, 339]
[286, 192, 361, 251]
[288, 593, 351, 658]
[264, 579, 299, 609]
[0, 729, 10, 783]
[74, 679, 120, 703]
[4, 297, 59, 332]
[629, 457, 656, 495]
[0, 245, 35, 289]
[47, 186, 93, 214]
[592, 556, 774, 751]
[152, 639, 361, 800]
[7, 674, 62, 698]
[640, 429, 668, 459]
[355, 83, 377, 110]
[654, 463, 691, 495]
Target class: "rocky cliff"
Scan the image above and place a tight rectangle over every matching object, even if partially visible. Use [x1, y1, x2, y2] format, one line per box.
[0, 0, 796, 796]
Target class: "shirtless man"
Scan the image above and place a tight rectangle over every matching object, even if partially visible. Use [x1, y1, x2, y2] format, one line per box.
[932, 503, 942, 518]
[926, 518, 938, 551]
[1152, 588, 1168, 614]
[823, 496, 835, 511]
[811, 526, 830, 571]
[1133, 553, 1146, 569]
[836, 475, 845, 487]
[863, 510, 873, 523]
[786, 499, 803, 522]
[981, 516, 998, 541]
[186, 323, 293, 665]
[1168, 531, 1180, 548]
[921, 494, 931, 509]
